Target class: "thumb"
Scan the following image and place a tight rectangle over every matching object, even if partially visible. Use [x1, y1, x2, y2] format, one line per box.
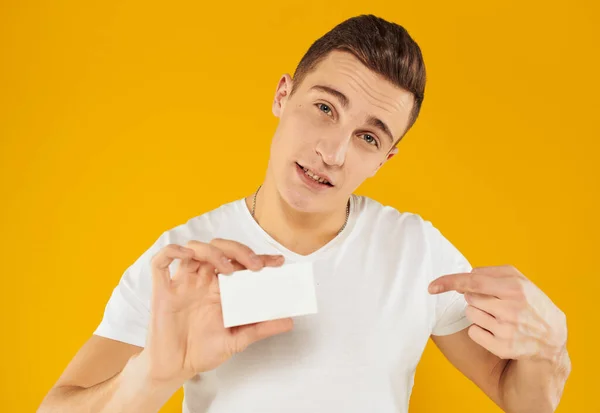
[234, 318, 294, 348]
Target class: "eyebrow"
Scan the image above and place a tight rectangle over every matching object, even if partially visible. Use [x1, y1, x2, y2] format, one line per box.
[309, 84, 395, 144]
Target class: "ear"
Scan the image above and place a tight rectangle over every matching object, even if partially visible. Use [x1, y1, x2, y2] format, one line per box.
[370, 146, 398, 177]
[272, 74, 294, 118]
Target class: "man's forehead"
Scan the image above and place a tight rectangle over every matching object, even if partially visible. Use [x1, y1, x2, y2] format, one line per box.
[317, 49, 366, 69]
[300, 69, 413, 119]
[303, 52, 373, 84]
[299, 52, 412, 105]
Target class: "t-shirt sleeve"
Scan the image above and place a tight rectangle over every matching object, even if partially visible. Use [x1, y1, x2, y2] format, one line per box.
[427, 222, 474, 336]
[92, 232, 169, 348]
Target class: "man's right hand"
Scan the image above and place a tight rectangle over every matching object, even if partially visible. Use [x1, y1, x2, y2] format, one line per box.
[141, 238, 293, 385]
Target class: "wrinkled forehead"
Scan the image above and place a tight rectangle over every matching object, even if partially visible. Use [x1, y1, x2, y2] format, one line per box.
[302, 51, 411, 106]
[308, 50, 381, 82]
[297, 50, 414, 136]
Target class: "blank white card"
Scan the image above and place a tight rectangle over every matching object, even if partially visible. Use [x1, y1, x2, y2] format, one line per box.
[218, 261, 318, 328]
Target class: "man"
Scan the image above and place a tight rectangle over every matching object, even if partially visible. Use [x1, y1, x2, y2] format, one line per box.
[38, 14, 570, 413]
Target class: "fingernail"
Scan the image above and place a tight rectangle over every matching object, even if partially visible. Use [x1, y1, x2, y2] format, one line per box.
[429, 284, 442, 294]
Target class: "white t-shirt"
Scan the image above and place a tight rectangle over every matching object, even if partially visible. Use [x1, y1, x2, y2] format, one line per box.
[93, 194, 473, 413]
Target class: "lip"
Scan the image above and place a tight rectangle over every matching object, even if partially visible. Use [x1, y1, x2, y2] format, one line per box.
[296, 162, 334, 186]
[295, 162, 334, 191]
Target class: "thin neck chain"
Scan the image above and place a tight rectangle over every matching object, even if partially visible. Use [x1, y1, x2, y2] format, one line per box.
[251, 185, 350, 235]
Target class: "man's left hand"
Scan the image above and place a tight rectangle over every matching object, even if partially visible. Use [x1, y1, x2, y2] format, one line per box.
[428, 265, 568, 363]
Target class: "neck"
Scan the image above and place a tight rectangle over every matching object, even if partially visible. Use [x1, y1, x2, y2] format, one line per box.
[245, 179, 349, 256]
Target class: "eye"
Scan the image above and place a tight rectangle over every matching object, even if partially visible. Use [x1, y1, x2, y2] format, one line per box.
[316, 103, 333, 117]
[362, 134, 379, 148]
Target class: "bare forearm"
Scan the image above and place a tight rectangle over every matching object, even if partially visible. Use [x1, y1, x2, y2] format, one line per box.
[38, 373, 122, 413]
[499, 349, 571, 413]
[38, 352, 183, 413]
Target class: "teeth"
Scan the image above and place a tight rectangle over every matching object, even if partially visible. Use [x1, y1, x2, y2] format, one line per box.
[302, 167, 329, 184]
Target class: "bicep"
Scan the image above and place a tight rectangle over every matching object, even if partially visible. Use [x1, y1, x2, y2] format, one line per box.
[53, 335, 143, 389]
[431, 327, 508, 408]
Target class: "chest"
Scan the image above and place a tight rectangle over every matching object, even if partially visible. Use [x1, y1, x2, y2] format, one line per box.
[212, 245, 435, 389]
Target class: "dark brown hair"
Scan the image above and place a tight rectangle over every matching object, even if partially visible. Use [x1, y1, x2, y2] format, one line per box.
[290, 14, 426, 144]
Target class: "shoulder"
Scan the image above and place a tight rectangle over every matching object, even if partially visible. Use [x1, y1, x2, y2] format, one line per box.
[136, 198, 244, 262]
[122, 198, 244, 280]
[355, 194, 438, 240]
[355, 195, 470, 275]
[163, 198, 243, 244]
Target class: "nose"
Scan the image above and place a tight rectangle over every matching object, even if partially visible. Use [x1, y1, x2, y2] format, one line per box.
[315, 132, 350, 167]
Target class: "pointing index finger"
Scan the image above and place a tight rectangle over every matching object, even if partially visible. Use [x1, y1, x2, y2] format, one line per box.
[428, 272, 508, 298]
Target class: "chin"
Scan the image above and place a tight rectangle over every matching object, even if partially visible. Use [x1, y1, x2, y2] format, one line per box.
[279, 184, 317, 212]
[275, 177, 328, 214]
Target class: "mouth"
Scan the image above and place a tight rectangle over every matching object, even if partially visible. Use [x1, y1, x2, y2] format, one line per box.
[296, 162, 334, 187]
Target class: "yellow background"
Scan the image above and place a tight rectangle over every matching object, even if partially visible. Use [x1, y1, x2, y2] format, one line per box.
[1, 0, 598, 412]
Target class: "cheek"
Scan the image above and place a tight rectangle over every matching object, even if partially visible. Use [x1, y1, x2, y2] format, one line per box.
[345, 153, 371, 175]
[270, 124, 305, 162]
[280, 110, 322, 146]
[344, 152, 382, 182]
